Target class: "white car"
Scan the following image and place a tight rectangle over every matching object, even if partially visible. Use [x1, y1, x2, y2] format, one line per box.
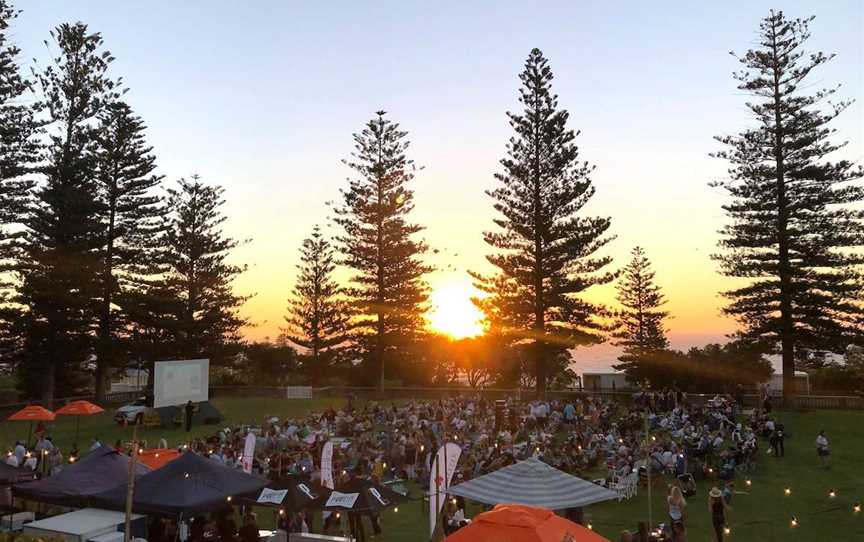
[114, 398, 148, 425]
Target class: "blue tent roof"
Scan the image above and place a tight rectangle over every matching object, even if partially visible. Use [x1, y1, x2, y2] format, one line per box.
[12, 445, 150, 507]
[91, 451, 268, 517]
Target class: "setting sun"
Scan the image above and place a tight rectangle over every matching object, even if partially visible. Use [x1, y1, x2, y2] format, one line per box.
[427, 279, 485, 339]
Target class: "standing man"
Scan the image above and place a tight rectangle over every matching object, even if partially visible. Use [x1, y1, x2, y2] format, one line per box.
[185, 401, 195, 434]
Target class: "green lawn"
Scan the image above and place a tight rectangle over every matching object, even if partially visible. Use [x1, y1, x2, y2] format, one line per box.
[3, 399, 862, 541]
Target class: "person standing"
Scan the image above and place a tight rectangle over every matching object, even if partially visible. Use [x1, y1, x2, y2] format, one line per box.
[238, 513, 260, 542]
[815, 430, 830, 469]
[667, 486, 687, 541]
[185, 401, 195, 433]
[709, 487, 728, 542]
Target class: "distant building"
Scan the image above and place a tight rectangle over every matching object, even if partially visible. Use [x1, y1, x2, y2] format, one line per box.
[110, 368, 148, 393]
[765, 371, 811, 396]
[581, 371, 631, 391]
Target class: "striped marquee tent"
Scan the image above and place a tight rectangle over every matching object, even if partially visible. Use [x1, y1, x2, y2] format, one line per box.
[447, 457, 617, 509]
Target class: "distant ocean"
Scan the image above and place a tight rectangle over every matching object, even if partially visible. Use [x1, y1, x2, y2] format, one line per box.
[569, 332, 787, 376]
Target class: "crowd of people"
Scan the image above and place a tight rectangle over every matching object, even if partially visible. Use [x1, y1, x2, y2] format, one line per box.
[3, 386, 835, 542]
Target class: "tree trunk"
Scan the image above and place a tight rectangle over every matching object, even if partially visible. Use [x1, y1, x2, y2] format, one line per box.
[42, 361, 55, 409]
[771, 21, 795, 407]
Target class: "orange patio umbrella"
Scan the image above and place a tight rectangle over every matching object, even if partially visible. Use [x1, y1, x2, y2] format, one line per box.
[7, 405, 56, 446]
[443, 504, 611, 542]
[55, 400, 105, 447]
[137, 448, 182, 470]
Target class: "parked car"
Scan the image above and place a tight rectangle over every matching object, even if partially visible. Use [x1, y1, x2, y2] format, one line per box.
[114, 397, 148, 425]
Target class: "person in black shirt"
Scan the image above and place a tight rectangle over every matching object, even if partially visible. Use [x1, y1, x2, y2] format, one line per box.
[238, 513, 260, 542]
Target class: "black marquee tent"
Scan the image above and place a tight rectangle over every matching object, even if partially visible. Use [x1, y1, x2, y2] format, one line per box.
[91, 451, 267, 517]
[12, 445, 150, 507]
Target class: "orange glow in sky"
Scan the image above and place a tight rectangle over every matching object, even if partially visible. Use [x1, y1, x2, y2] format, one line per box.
[426, 278, 485, 339]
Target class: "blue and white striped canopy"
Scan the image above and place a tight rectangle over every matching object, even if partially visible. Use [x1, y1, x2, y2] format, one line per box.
[446, 457, 617, 509]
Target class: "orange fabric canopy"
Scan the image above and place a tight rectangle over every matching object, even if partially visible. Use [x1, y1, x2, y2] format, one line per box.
[55, 400, 105, 416]
[7, 405, 55, 422]
[137, 448, 182, 470]
[443, 504, 611, 542]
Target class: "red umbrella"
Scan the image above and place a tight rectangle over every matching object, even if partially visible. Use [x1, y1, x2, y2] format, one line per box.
[443, 504, 611, 542]
[7, 405, 56, 446]
[56, 401, 105, 447]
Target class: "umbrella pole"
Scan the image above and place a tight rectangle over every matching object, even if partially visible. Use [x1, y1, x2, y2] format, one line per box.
[124, 423, 139, 542]
[27, 420, 32, 447]
[75, 415, 81, 448]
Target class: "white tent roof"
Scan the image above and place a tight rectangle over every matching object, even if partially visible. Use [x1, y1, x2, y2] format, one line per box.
[446, 457, 617, 509]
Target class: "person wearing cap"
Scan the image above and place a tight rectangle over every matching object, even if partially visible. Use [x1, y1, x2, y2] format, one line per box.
[709, 486, 728, 541]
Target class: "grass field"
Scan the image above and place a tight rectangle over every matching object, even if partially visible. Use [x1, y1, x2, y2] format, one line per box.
[2, 398, 862, 541]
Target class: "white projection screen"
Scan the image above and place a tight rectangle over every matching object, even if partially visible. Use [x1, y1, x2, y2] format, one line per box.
[153, 359, 210, 408]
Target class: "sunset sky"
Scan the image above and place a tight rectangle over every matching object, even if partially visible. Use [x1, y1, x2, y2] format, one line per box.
[18, 1, 863, 370]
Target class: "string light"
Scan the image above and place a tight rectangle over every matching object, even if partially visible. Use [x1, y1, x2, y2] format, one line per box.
[587, 523, 593, 530]
[336, 513, 341, 519]
[226, 496, 232, 502]
[790, 516, 798, 528]
[184, 473, 190, 478]
[394, 507, 399, 513]
[723, 527, 731, 536]
[69, 456, 76, 463]
[828, 489, 836, 498]
[854, 502, 861, 514]
[784, 487, 792, 496]
[745, 479, 752, 487]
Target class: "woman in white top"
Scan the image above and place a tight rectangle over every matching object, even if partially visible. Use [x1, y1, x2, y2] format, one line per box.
[667, 486, 687, 540]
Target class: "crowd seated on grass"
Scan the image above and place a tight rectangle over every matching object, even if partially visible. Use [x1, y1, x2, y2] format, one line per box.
[3, 386, 788, 541]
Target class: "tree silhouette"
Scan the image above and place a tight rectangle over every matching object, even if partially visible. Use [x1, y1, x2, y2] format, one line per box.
[472, 48, 615, 396]
[282, 225, 349, 385]
[713, 11, 864, 402]
[334, 111, 431, 389]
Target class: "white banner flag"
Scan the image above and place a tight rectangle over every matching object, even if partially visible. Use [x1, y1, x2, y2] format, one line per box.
[321, 441, 334, 489]
[242, 433, 255, 474]
[428, 442, 462, 537]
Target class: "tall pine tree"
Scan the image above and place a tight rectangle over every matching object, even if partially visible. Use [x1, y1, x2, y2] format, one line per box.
[713, 12, 864, 402]
[15, 23, 120, 403]
[612, 246, 671, 382]
[158, 176, 248, 366]
[472, 49, 615, 396]
[282, 225, 349, 385]
[91, 101, 165, 401]
[0, 0, 39, 364]
[334, 111, 431, 390]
